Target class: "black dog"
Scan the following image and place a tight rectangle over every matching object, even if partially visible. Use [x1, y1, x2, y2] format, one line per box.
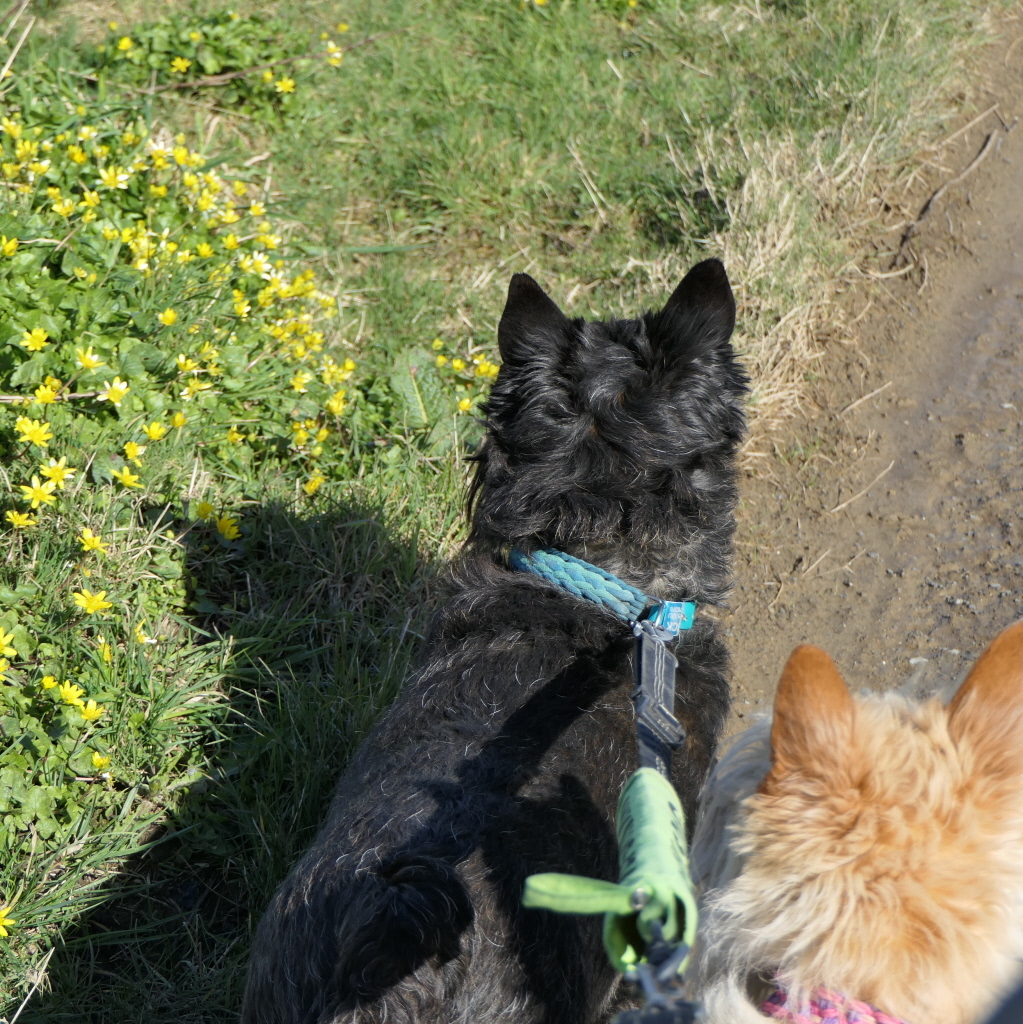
[242, 259, 747, 1024]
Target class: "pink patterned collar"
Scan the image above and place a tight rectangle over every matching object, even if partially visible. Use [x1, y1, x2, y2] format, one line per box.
[760, 985, 910, 1024]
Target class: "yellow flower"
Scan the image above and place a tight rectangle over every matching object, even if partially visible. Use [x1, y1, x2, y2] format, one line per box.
[325, 390, 347, 416]
[110, 466, 141, 488]
[196, 242, 214, 258]
[20, 476, 57, 508]
[91, 752, 111, 769]
[80, 699, 105, 722]
[458, 398, 473, 413]
[170, 56, 192, 74]
[149, 183, 168, 198]
[0, 115, 21, 138]
[98, 377, 129, 404]
[189, 29, 202, 42]
[21, 327, 49, 352]
[194, 500, 216, 520]
[216, 515, 240, 540]
[435, 354, 448, 367]
[98, 165, 130, 189]
[431, 338, 445, 350]
[41, 675, 58, 689]
[451, 358, 466, 371]
[290, 371, 313, 393]
[81, 189, 101, 208]
[303, 472, 326, 496]
[101, 226, 119, 241]
[142, 421, 167, 441]
[275, 77, 296, 94]
[97, 638, 113, 663]
[226, 426, 245, 443]
[223, 233, 239, 251]
[173, 145, 189, 166]
[123, 441, 145, 465]
[122, 129, 139, 145]
[73, 589, 113, 615]
[249, 202, 266, 217]
[76, 346, 104, 369]
[180, 379, 213, 400]
[0, 630, 15, 658]
[0, 235, 18, 256]
[34, 382, 59, 403]
[58, 680, 86, 706]
[176, 354, 199, 373]
[0, 906, 15, 938]
[158, 308, 178, 326]
[53, 198, 76, 217]
[5, 510, 36, 528]
[15, 417, 53, 446]
[117, 36, 133, 50]
[170, 411, 187, 428]
[39, 457, 76, 489]
[262, 70, 274, 84]
[79, 528, 108, 553]
[328, 54, 343, 67]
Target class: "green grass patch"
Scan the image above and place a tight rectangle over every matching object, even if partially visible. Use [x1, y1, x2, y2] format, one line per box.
[0, 0, 1008, 1017]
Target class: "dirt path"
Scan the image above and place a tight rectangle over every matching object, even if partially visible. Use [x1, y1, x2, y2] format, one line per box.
[724, 80, 1023, 722]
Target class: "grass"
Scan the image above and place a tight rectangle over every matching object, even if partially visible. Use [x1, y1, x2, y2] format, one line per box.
[0, 0, 1010, 1018]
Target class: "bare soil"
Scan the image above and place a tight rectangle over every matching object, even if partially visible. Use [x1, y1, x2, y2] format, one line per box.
[724, 46, 1023, 722]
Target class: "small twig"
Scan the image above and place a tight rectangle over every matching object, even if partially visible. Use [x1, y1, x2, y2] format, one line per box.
[1005, 35, 1023, 66]
[8, 946, 55, 1024]
[840, 380, 892, 414]
[0, 0, 28, 45]
[800, 548, 832, 578]
[829, 459, 895, 514]
[0, 13, 33, 85]
[868, 263, 916, 279]
[893, 131, 1000, 266]
[767, 580, 786, 611]
[933, 103, 999, 149]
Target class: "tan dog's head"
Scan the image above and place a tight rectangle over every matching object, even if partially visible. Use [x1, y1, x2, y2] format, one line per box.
[697, 622, 1023, 1024]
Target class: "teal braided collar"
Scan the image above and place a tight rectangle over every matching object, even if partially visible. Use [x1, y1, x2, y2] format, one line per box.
[509, 547, 696, 636]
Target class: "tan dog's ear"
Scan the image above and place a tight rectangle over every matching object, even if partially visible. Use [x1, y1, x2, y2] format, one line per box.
[948, 620, 1023, 773]
[761, 645, 855, 793]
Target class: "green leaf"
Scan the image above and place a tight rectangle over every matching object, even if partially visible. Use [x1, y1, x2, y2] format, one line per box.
[10, 626, 36, 660]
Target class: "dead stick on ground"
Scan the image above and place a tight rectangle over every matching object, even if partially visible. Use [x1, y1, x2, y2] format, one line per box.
[841, 380, 892, 415]
[829, 460, 895, 515]
[800, 548, 832, 578]
[0, 13, 33, 86]
[892, 131, 1000, 267]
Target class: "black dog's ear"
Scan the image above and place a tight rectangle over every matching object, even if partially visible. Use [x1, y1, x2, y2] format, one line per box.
[648, 258, 736, 364]
[498, 273, 572, 366]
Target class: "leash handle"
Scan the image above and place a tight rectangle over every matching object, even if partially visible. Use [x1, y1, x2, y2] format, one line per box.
[522, 768, 697, 975]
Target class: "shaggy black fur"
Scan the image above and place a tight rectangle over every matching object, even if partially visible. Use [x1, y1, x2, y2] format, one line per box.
[242, 259, 748, 1024]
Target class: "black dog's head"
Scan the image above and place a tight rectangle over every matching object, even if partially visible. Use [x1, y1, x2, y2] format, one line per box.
[468, 259, 747, 603]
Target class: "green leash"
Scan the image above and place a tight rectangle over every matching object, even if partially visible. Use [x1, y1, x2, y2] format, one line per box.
[513, 549, 701, 1022]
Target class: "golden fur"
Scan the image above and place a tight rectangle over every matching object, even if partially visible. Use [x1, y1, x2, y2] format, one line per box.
[691, 622, 1023, 1024]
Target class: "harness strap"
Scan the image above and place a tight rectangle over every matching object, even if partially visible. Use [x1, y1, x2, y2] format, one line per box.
[509, 546, 692, 777]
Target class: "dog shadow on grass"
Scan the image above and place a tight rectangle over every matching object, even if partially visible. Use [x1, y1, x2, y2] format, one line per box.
[23, 497, 443, 1024]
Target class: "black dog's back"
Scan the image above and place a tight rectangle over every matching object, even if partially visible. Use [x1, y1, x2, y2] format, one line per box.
[242, 261, 746, 1024]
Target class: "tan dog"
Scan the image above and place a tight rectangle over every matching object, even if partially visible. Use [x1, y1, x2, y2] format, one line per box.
[690, 622, 1023, 1024]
